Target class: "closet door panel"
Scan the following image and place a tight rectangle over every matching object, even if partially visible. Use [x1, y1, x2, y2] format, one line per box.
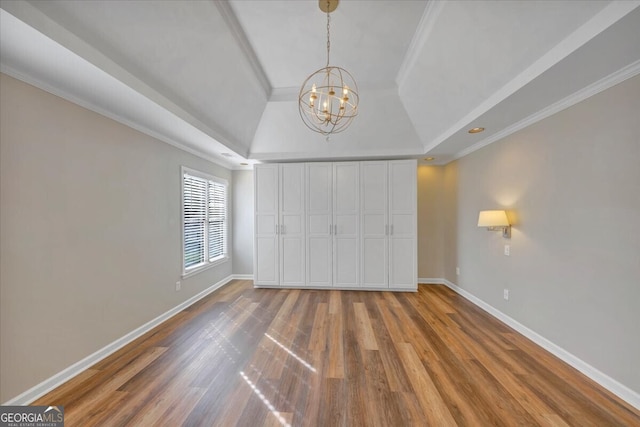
[333, 162, 359, 287]
[306, 163, 332, 287]
[254, 164, 279, 286]
[390, 238, 415, 287]
[279, 164, 305, 287]
[388, 160, 417, 289]
[360, 161, 388, 288]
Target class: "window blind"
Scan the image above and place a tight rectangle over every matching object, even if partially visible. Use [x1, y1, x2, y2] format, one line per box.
[182, 170, 227, 272]
[208, 180, 226, 260]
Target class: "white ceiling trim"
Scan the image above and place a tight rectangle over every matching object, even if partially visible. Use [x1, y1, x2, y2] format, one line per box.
[0, 1, 250, 158]
[395, 0, 445, 89]
[450, 59, 640, 163]
[250, 147, 424, 162]
[422, 0, 640, 155]
[215, 1, 272, 98]
[269, 86, 300, 102]
[0, 62, 240, 170]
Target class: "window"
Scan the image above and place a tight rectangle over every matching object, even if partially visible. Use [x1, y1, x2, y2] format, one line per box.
[182, 167, 228, 275]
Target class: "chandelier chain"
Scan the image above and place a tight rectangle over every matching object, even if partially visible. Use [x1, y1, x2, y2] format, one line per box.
[326, 2, 331, 67]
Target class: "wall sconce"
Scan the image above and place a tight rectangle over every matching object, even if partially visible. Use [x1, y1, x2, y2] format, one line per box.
[478, 210, 511, 238]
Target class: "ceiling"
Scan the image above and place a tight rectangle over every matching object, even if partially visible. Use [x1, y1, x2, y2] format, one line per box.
[1, 0, 639, 169]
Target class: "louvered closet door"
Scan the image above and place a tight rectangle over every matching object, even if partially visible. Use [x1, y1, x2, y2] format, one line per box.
[279, 164, 305, 287]
[306, 163, 332, 287]
[254, 164, 279, 286]
[333, 162, 360, 287]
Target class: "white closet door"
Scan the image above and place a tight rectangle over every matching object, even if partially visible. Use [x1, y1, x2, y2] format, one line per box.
[279, 164, 305, 287]
[333, 162, 360, 287]
[388, 160, 417, 289]
[306, 163, 332, 287]
[254, 164, 279, 286]
[360, 161, 389, 288]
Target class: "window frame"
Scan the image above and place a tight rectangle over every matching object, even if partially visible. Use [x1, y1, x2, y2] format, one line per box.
[181, 166, 229, 278]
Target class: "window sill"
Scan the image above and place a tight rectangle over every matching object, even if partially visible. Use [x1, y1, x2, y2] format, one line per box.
[182, 256, 228, 279]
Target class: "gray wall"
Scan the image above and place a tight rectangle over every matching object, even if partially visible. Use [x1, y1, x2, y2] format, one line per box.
[417, 165, 445, 279]
[0, 74, 233, 402]
[232, 170, 254, 275]
[443, 74, 640, 393]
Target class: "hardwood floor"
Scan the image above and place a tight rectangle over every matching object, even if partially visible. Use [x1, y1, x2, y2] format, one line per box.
[34, 280, 639, 426]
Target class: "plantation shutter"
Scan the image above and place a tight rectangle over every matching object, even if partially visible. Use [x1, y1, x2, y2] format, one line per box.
[208, 180, 226, 260]
[183, 174, 207, 269]
[183, 168, 228, 273]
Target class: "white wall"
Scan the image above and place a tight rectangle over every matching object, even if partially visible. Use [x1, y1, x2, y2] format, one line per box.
[0, 74, 233, 402]
[444, 74, 640, 395]
[232, 170, 254, 275]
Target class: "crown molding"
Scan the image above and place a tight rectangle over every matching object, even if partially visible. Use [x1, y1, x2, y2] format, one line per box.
[395, 0, 445, 89]
[0, 5, 251, 163]
[215, 1, 272, 98]
[249, 147, 423, 163]
[451, 59, 640, 162]
[269, 86, 300, 102]
[423, 0, 640, 156]
[1, 64, 241, 171]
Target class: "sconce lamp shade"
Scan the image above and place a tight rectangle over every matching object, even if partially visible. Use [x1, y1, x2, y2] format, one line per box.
[477, 210, 510, 227]
[478, 210, 511, 238]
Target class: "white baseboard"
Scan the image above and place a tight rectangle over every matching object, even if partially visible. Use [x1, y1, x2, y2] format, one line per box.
[231, 274, 254, 280]
[3, 275, 236, 406]
[429, 278, 639, 410]
[418, 278, 444, 284]
[254, 284, 417, 292]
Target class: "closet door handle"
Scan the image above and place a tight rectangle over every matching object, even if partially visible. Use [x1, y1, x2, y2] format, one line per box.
[390, 225, 394, 235]
[329, 224, 332, 235]
[334, 224, 337, 235]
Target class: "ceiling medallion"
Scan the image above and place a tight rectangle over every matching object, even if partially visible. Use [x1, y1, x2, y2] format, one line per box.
[298, 0, 359, 136]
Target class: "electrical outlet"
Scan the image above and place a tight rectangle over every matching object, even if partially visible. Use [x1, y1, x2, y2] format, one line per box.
[504, 289, 509, 300]
[504, 245, 510, 256]
[456, 267, 460, 276]
[175, 281, 181, 291]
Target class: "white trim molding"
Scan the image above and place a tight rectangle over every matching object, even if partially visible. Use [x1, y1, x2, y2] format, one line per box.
[396, 0, 445, 89]
[425, 278, 640, 410]
[214, 1, 272, 98]
[424, 1, 640, 155]
[232, 274, 254, 281]
[452, 59, 640, 162]
[418, 278, 444, 284]
[2, 276, 237, 406]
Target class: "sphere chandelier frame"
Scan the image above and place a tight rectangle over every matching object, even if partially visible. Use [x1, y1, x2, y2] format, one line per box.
[298, 0, 359, 136]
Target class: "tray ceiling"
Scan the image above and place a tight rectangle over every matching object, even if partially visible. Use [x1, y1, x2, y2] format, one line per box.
[1, 0, 639, 168]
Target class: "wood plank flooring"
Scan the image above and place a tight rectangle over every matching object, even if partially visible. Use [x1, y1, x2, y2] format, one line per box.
[34, 280, 640, 426]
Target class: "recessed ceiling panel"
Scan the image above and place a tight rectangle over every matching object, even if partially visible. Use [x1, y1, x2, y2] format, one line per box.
[228, 0, 427, 89]
[400, 0, 612, 147]
[26, 0, 268, 151]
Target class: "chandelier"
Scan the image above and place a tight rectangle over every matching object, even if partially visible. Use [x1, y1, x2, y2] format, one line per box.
[298, 0, 359, 135]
